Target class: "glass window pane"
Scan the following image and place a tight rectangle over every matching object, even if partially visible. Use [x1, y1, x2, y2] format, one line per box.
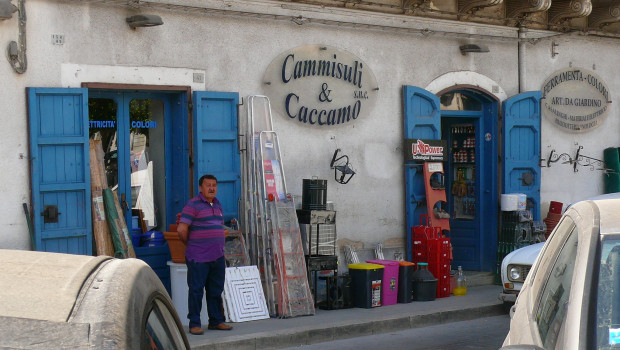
[535, 221, 578, 349]
[440, 92, 482, 111]
[89, 98, 118, 189]
[130, 99, 165, 231]
[596, 236, 620, 349]
[143, 299, 186, 350]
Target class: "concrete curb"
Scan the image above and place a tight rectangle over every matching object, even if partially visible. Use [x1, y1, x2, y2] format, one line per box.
[192, 302, 505, 350]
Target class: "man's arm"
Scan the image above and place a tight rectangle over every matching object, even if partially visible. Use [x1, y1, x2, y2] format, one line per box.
[177, 222, 189, 244]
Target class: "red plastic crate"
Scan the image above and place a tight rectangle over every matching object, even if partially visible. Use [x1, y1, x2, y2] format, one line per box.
[428, 237, 450, 271]
[436, 276, 451, 298]
[411, 214, 452, 297]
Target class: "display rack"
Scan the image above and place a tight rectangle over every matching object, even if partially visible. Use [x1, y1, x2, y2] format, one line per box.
[297, 209, 338, 307]
[423, 162, 450, 234]
[449, 124, 476, 221]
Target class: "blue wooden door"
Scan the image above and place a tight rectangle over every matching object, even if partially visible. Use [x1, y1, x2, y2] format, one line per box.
[502, 92, 542, 220]
[193, 91, 241, 223]
[28, 88, 92, 254]
[403, 86, 441, 260]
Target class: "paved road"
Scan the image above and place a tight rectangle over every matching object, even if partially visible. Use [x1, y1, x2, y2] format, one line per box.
[281, 314, 510, 350]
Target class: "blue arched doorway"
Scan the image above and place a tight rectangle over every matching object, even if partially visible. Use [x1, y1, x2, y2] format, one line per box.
[438, 88, 499, 271]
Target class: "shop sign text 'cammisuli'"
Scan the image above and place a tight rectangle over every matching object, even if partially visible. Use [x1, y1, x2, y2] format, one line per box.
[541, 67, 612, 133]
[263, 45, 378, 127]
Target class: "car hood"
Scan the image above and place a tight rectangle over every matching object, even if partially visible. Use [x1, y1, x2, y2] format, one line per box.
[0, 249, 111, 322]
[506, 242, 544, 265]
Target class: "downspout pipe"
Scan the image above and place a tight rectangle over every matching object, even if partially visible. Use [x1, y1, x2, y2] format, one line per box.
[518, 26, 526, 93]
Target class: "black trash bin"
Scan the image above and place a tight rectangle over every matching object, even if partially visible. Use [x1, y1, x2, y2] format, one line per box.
[348, 263, 384, 308]
[397, 261, 415, 303]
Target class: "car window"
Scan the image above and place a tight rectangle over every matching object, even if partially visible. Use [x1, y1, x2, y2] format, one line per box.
[596, 236, 620, 349]
[529, 217, 575, 300]
[535, 217, 578, 349]
[143, 299, 187, 350]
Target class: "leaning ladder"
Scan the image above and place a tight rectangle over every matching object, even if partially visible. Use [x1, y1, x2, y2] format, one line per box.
[244, 95, 278, 316]
[269, 198, 315, 317]
[242, 95, 314, 317]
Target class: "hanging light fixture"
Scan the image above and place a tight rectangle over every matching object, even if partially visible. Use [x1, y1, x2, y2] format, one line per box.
[459, 44, 490, 55]
[126, 14, 163, 28]
[0, 0, 17, 20]
[330, 149, 356, 185]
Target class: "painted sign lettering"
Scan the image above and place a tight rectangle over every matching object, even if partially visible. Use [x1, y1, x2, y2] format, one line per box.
[263, 45, 378, 127]
[541, 68, 612, 133]
[404, 139, 447, 162]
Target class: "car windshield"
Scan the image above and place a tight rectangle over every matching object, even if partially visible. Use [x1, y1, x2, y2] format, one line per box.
[596, 235, 620, 349]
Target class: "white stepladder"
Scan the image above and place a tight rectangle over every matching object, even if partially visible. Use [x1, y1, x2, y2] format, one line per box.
[241, 95, 314, 318]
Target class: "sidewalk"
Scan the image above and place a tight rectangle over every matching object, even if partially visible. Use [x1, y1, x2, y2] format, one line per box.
[187, 285, 505, 350]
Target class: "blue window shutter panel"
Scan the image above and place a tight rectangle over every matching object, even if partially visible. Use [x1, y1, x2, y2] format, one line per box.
[502, 91, 542, 220]
[403, 86, 441, 260]
[28, 87, 92, 255]
[192, 91, 241, 223]
[403, 86, 441, 140]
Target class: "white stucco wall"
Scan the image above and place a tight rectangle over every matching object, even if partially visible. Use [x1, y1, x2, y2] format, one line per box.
[1, 0, 618, 250]
[520, 34, 620, 213]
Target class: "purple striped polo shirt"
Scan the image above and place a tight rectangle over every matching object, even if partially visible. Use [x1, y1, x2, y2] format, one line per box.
[179, 193, 225, 262]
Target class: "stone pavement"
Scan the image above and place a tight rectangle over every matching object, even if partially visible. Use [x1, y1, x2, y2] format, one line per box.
[187, 285, 505, 350]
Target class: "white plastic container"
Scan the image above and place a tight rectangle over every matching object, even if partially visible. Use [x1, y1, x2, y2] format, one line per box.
[168, 261, 208, 326]
[501, 193, 527, 211]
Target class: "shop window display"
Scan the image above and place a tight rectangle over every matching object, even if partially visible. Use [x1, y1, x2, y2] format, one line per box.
[450, 124, 476, 220]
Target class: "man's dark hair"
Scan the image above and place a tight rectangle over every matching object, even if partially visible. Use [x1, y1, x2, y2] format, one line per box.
[199, 174, 217, 186]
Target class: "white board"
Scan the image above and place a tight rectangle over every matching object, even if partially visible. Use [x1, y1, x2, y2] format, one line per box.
[223, 266, 270, 322]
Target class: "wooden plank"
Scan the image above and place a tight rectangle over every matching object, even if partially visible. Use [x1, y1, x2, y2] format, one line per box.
[112, 191, 136, 258]
[89, 140, 114, 256]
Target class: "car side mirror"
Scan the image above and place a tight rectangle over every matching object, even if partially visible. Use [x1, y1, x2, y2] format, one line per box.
[500, 346, 545, 350]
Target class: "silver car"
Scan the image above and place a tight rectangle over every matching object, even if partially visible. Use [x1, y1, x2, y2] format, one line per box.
[0, 249, 190, 349]
[501, 194, 620, 350]
[499, 242, 544, 307]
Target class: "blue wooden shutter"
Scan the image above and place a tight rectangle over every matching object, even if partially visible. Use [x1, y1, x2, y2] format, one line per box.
[502, 91, 542, 220]
[193, 91, 241, 223]
[403, 86, 441, 260]
[28, 88, 92, 255]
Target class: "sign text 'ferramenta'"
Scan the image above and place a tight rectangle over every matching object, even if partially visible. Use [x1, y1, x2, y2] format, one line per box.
[541, 68, 612, 133]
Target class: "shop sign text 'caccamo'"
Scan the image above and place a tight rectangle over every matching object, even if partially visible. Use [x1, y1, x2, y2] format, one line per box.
[263, 45, 378, 127]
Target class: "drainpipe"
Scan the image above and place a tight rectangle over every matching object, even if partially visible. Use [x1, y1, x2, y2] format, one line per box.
[517, 26, 526, 93]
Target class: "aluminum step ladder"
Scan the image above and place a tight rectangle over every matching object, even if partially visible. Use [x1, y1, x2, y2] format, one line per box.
[241, 95, 314, 317]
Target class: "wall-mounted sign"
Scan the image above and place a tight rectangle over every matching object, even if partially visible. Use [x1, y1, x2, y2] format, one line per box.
[404, 139, 447, 162]
[541, 68, 612, 133]
[263, 45, 378, 127]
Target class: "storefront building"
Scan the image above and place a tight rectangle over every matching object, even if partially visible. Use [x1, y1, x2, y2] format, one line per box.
[1, 0, 619, 272]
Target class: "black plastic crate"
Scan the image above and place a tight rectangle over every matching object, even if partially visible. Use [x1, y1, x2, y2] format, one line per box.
[318, 275, 352, 310]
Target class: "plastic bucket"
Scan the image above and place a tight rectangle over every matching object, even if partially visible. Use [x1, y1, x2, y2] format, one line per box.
[549, 201, 563, 214]
[302, 178, 327, 210]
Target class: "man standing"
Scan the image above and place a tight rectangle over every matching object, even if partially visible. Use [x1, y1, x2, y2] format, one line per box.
[177, 174, 233, 335]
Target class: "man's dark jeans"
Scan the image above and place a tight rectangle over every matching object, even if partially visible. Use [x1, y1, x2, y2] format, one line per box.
[186, 256, 226, 328]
